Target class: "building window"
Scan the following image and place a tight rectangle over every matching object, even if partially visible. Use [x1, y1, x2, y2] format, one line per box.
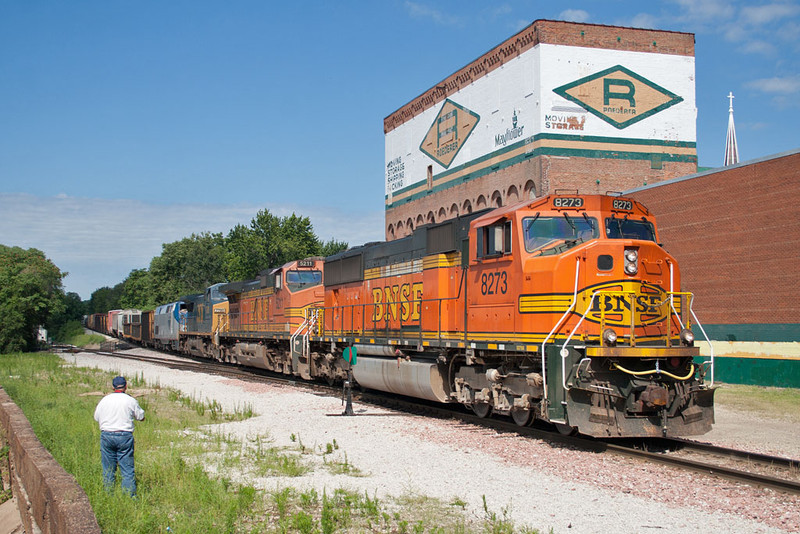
[491, 190, 502, 207]
[524, 180, 537, 199]
[427, 165, 433, 190]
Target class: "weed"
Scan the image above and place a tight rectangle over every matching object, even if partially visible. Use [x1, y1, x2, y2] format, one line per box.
[273, 487, 294, 519]
[451, 497, 468, 508]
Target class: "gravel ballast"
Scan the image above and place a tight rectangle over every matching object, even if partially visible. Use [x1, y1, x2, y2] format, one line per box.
[62, 350, 799, 534]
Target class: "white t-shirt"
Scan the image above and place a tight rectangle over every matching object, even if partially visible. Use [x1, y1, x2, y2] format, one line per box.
[94, 392, 145, 432]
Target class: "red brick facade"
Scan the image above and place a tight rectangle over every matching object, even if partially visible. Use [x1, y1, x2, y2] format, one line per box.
[386, 156, 697, 240]
[627, 150, 800, 325]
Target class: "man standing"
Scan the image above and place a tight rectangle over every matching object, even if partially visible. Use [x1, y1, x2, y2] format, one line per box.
[93, 376, 145, 496]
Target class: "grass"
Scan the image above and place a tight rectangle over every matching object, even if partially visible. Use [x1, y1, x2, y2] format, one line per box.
[66, 332, 107, 347]
[0, 353, 545, 533]
[715, 383, 800, 423]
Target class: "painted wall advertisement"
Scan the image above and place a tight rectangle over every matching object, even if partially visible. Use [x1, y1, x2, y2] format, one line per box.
[385, 42, 696, 198]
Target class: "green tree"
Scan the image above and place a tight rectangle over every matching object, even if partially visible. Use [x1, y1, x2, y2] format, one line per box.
[0, 245, 65, 353]
[223, 223, 263, 283]
[320, 238, 349, 257]
[149, 232, 226, 303]
[47, 291, 86, 340]
[89, 284, 124, 314]
[224, 210, 334, 281]
[119, 268, 157, 310]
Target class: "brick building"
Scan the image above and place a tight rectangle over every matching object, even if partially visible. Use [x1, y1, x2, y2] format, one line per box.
[627, 150, 800, 386]
[384, 19, 698, 240]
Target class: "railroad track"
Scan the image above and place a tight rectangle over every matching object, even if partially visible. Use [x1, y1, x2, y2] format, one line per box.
[57, 344, 800, 496]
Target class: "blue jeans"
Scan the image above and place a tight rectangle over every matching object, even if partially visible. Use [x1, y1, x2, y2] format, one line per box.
[100, 431, 136, 496]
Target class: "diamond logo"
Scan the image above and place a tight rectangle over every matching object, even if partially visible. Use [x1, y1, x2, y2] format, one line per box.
[553, 65, 683, 129]
[420, 99, 480, 168]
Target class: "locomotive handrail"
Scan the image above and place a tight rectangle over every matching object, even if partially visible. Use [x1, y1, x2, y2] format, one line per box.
[559, 290, 601, 391]
[668, 262, 715, 388]
[540, 256, 581, 411]
[672, 291, 715, 388]
[290, 310, 312, 363]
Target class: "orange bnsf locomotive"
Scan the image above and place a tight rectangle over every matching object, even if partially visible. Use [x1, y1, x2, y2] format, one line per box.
[105, 193, 715, 438]
[313, 193, 714, 438]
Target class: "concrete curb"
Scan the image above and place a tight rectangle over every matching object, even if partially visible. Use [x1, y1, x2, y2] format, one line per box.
[0, 387, 100, 534]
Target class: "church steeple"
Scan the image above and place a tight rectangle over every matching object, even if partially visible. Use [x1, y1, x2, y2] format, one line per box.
[724, 92, 739, 166]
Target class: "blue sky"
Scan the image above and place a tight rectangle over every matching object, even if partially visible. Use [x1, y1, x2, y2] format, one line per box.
[2, 1, 799, 299]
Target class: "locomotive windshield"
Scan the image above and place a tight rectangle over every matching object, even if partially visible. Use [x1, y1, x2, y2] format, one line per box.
[523, 215, 598, 255]
[605, 217, 657, 241]
[285, 269, 322, 292]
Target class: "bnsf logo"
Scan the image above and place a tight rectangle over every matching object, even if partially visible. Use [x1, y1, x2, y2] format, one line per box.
[372, 282, 423, 322]
[576, 282, 669, 327]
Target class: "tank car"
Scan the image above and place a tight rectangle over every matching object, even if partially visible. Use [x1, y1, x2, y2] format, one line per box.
[316, 193, 715, 438]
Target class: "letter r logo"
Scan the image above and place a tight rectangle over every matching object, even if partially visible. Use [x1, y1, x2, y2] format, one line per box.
[604, 79, 636, 107]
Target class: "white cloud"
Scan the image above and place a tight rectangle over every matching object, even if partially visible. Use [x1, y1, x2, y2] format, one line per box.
[630, 13, 660, 29]
[669, 0, 736, 22]
[741, 3, 800, 25]
[745, 75, 800, 94]
[558, 9, 590, 23]
[739, 39, 777, 55]
[0, 194, 383, 300]
[404, 1, 462, 26]
[490, 4, 512, 18]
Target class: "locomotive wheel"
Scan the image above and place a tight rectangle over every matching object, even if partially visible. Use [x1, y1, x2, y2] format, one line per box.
[472, 403, 492, 418]
[555, 423, 577, 436]
[511, 408, 533, 427]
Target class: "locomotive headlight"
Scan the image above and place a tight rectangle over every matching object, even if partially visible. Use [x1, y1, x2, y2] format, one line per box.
[624, 248, 639, 275]
[602, 328, 618, 346]
[680, 328, 695, 346]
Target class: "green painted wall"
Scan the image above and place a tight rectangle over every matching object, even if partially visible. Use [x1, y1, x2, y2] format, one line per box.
[704, 323, 800, 343]
[695, 356, 800, 388]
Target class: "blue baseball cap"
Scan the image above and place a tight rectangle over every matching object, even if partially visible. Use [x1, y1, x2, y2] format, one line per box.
[112, 376, 127, 389]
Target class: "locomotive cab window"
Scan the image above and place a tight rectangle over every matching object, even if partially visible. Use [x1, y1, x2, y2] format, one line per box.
[477, 220, 512, 259]
[285, 269, 322, 292]
[605, 217, 656, 242]
[523, 214, 598, 255]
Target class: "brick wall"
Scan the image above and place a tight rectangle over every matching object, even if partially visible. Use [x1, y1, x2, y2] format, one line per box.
[0, 387, 101, 534]
[627, 150, 800, 326]
[385, 156, 697, 239]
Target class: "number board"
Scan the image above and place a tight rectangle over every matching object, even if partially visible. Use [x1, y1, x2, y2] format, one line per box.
[297, 259, 315, 268]
[553, 197, 584, 209]
[612, 199, 633, 211]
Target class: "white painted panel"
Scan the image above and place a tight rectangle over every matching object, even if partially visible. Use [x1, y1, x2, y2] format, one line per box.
[385, 42, 696, 197]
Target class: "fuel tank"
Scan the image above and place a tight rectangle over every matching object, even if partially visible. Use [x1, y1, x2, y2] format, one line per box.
[351, 356, 449, 403]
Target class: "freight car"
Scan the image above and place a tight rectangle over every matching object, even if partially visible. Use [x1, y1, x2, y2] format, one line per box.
[114, 193, 716, 438]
